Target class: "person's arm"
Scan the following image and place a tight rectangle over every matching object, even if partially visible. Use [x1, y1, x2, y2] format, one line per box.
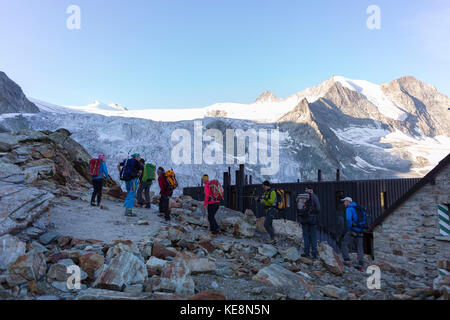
[103, 162, 109, 179]
[345, 208, 353, 230]
[203, 184, 209, 207]
[312, 194, 321, 213]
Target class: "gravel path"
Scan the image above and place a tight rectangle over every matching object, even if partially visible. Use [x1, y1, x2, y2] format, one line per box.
[48, 197, 164, 243]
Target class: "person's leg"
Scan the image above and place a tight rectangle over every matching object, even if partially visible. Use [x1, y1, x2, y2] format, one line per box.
[91, 179, 99, 205]
[144, 182, 151, 206]
[356, 234, 364, 267]
[136, 182, 145, 205]
[341, 231, 351, 263]
[264, 209, 275, 240]
[162, 195, 170, 221]
[124, 179, 138, 210]
[310, 224, 318, 257]
[96, 179, 104, 206]
[207, 203, 219, 234]
[302, 223, 311, 256]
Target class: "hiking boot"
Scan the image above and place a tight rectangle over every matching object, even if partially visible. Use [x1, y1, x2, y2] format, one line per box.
[145, 203, 151, 209]
[301, 253, 311, 258]
[211, 234, 217, 239]
[90, 202, 96, 207]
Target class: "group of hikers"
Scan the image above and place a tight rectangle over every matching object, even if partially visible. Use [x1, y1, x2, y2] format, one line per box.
[256, 180, 366, 270]
[88, 153, 176, 221]
[88, 153, 367, 270]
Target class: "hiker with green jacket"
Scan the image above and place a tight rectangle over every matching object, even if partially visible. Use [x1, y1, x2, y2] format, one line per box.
[137, 158, 154, 209]
[255, 181, 277, 244]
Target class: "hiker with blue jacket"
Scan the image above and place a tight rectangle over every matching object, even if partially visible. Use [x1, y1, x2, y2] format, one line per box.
[117, 153, 142, 217]
[341, 197, 365, 270]
[91, 154, 109, 207]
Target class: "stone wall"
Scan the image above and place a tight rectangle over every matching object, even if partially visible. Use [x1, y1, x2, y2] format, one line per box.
[374, 164, 450, 281]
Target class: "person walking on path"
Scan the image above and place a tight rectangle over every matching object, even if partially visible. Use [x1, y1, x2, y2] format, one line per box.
[341, 197, 365, 270]
[137, 158, 153, 209]
[255, 181, 277, 244]
[118, 153, 142, 216]
[297, 186, 321, 259]
[202, 174, 220, 238]
[91, 154, 109, 207]
[157, 167, 173, 222]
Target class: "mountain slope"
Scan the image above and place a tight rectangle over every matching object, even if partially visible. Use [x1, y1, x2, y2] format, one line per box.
[0, 72, 39, 114]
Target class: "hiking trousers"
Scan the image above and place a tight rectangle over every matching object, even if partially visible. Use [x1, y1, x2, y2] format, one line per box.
[124, 178, 139, 209]
[137, 180, 152, 204]
[160, 194, 170, 221]
[91, 178, 104, 205]
[207, 203, 219, 235]
[301, 222, 318, 256]
[264, 207, 276, 240]
[341, 231, 364, 265]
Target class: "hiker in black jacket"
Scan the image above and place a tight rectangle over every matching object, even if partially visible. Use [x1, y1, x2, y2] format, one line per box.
[297, 186, 320, 259]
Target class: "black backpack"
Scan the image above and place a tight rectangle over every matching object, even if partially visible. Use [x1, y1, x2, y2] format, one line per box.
[119, 159, 136, 181]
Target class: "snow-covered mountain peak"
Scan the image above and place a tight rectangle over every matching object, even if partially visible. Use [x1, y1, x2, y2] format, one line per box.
[254, 91, 279, 103]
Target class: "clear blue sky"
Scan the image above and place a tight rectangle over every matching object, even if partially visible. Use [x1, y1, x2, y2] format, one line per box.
[0, 0, 449, 109]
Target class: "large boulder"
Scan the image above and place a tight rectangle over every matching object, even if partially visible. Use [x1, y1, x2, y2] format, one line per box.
[93, 252, 148, 291]
[47, 259, 87, 282]
[232, 209, 257, 238]
[106, 241, 143, 263]
[152, 242, 177, 260]
[146, 256, 168, 272]
[79, 253, 105, 280]
[252, 264, 317, 298]
[177, 251, 216, 274]
[258, 244, 278, 258]
[6, 250, 47, 286]
[160, 259, 195, 297]
[215, 207, 244, 230]
[0, 182, 54, 236]
[318, 242, 345, 276]
[0, 234, 26, 270]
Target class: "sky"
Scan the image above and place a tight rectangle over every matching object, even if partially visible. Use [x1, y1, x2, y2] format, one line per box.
[0, 0, 449, 109]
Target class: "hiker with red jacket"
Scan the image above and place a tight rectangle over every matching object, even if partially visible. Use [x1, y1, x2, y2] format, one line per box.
[157, 167, 172, 222]
[90, 154, 109, 207]
[202, 174, 220, 238]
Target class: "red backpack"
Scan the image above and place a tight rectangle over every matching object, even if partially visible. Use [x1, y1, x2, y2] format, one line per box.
[208, 180, 224, 201]
[89, 158, 101, 176]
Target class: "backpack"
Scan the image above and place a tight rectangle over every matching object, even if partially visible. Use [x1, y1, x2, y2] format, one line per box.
[352, 205, 369, 232]
[142, 163, 156, 182]
[275, 189, 287, 211]
[120, 158, 136, 181]
[165, 169, 178, 190]
[89, 158, 101, 176]
[208, 180, 224, 201]
[264, 188, 287, 211]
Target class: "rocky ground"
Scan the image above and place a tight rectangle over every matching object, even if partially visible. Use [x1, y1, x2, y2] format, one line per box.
[0, 129, 448, 300]
[0, 191, 448, 300]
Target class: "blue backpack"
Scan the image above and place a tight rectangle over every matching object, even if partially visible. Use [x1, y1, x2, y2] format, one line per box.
[352, 205, 369, 232]
[120, 158, 137, 181]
